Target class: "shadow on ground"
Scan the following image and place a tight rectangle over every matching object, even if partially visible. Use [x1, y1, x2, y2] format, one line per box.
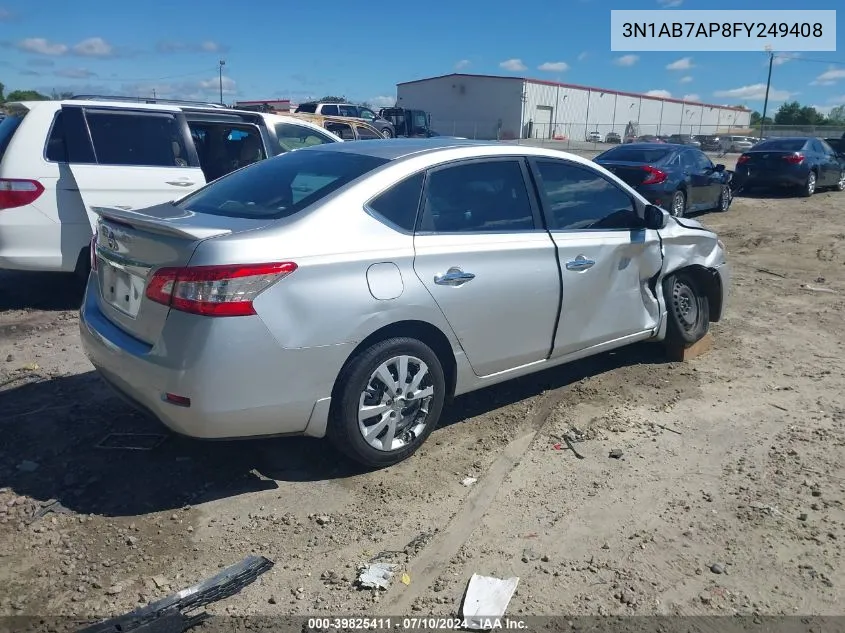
[0, 271, 85, 312]
[0, 342, 671, 518]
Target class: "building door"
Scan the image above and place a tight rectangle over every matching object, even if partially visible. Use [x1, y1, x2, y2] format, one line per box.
[534, 106, 553, 139]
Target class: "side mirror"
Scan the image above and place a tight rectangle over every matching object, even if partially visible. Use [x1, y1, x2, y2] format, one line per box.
[644, 204, 666, 230]
[714, 164, 725, 172]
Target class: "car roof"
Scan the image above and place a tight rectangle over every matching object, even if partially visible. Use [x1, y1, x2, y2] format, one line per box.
[10, 99, 261, 115]
[606, 142, 681, 150]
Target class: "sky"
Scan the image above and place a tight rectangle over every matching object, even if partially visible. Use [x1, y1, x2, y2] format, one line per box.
[0, 0, 843, 114]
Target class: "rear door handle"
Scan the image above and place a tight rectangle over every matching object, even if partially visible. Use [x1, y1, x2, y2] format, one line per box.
[166, 180, 195, 187]
[565, 255, 595, 271]
[434, 267, 476, 286]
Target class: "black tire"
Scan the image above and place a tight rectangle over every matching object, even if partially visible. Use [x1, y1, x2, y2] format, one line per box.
[713, 184, 732, 212]
[327, 337, 446, 468]
[801, 171, 817, 197]
[670, 190, 686, 217]
[663, 272, 710, 347]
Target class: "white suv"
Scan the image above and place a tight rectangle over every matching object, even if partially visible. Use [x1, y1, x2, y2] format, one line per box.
[0, 96, 340, 276]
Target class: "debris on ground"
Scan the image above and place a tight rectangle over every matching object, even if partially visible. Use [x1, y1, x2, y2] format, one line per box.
[609, 449, 624, 459]
[460, 573, 520, 630]
[356, 563, 397, 590]
[462, 477, 478, 487]
[16, 460, 39, 473]
[77, 555, 273, 632]
[401, 572, 411, 586]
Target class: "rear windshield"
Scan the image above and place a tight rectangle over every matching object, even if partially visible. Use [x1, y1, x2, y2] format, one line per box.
[753, 138, 807, 151]
[597, 146, 673, 163]
[176, 148, 389, 219]
[0, 113, 25, 163]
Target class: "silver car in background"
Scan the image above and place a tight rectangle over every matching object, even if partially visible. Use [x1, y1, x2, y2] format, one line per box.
[79, 139, 730, 467]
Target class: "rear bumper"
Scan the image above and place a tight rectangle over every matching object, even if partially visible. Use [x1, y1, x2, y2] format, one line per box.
[78, 277, 353, 439]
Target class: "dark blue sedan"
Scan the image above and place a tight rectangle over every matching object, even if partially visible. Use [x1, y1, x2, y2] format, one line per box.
[594, 143, 732, 217]
[732, 137, 845, 197]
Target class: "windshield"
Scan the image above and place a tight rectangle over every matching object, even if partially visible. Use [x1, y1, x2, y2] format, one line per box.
[176, 149, 388, 219]
[0, 113, 25, 163]
[752, 138, 807, 151]
[597, 146, 673, 163]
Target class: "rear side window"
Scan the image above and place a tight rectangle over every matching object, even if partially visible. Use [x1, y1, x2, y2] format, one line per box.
[355, 125, 382, 140]
[753, 138, 807, 152]
[320, 104, 340, 116]
[326, 122, 356, 140]
[367, 173, 424, 232]
[0, 113, 25, 163]
[295, 103, 317, 113]
[176, 149, 388, 219]
[85, 110, 191, 168]
[274, 123, 335, 152]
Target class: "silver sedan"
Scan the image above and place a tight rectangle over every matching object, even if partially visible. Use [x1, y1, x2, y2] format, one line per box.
[78, 138, 730, 467]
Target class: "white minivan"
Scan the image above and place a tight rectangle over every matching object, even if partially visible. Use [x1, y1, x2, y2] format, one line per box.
[0, 97, 340, 276]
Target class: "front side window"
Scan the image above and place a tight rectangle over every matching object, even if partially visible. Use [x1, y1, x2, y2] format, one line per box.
[86, 110, 190, 168]
[692, 151, 713, 171]
[338, 105, 358, 117]
[274, 123, 336, 152]
[355, 125, 382, 140]
[177, 149, 388, 219]
[534, 160, 640, 231]
[418, 160, 535, 233]
[359, 108, 377, 121]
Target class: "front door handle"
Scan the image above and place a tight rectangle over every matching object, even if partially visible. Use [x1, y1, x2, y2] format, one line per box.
[434, 267, 476, 286]
[565, 255, 596, 272]
[166, 180, 195, 187]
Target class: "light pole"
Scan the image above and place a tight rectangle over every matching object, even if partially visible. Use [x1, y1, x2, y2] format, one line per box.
[760, 46, 774, 137]
[218, 59, 226, 104]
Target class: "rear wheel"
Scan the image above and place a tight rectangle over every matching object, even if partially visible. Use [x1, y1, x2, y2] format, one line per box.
[801, 171, 817, 197]
[714, 184, 732, 212]
[381, 128, 394, 139]
[328, 337, 446, 468]
[663, 272, 710, 348]
[670, 190, 686, 217]
[836, 170, 845, 192]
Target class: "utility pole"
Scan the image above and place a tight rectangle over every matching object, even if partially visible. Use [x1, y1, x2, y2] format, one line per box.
[152, 88, 157, 99]
[218, 59, 226, 104]
[760, 47, 774, 137]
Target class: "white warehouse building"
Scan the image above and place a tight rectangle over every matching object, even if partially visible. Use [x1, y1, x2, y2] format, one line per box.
[396, 73, 752, 142]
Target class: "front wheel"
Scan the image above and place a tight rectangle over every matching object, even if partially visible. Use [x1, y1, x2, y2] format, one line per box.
[327, 337, 446, 468]
[381, 128, 394, 139]
[835, 170, 845, 192]
[714, 184, 732, 212]
[663, 272, 710, 348]
[670, 190, 686, 217]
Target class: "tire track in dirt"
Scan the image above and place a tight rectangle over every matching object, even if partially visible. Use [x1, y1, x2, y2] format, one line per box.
[384, 389, 566, 613]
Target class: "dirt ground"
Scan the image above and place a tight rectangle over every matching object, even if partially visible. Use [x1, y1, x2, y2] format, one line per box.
[1, 151, 844, 628]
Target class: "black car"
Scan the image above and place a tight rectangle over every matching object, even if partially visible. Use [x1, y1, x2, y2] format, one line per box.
[697, 135, 722, 152]
[732, 137, 845, 197]
[594, 143, 732, 217]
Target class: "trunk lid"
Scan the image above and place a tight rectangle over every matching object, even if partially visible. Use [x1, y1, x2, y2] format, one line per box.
[597, 160, 657, 186]
[92, 202, 273, 344]
[739, 150, 800, 170]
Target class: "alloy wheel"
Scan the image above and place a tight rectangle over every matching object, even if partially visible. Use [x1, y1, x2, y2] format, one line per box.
[671, 192, 685, 217]
[357, 355, 434, 451]
[720, 185, 732, 211]
[837, 171, 845, 191]
[807, 172, 816, 195]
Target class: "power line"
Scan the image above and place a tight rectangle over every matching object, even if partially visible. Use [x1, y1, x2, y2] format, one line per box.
[773, 55, 845, 66]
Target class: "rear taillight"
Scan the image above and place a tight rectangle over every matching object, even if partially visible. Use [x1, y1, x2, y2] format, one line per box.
[145, 262, 297, 317]
[0, 179, 45, 210]
[783, 153, 805, 164]
[737, 155, 750, 164]
[641, 165, 667, 185]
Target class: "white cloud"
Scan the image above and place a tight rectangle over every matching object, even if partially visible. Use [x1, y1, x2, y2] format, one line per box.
[368, 95, 395, 107]
[666, 57, 693, 71]
[199, 40, 224, 52]
[679, 75, 693, 83]
[645, 89, 672, 98]
[614, 54, 639, 67]
[811, 68, 845, 86]
[16, 37, 68, 56]
[538, 61, 568, 72]
[0, 7, 15, 20]
[772, 53, 800, 66]
[499, 58, 527, 72]
[197, 75, 236, 94]
[156, 40, 230, 54]
[577, 52, 588, 61]
[657, 0, 683, 6]
[454, 59, 471, 70]
[123, 75, 238, 101]
[55, 67, 97, 79]
[713, 83, 794, 101]
[682, 93, 700, 101]
[71, 37, 113, 57]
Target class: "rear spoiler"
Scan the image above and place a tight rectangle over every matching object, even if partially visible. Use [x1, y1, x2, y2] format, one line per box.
[93, 206, 233, 241]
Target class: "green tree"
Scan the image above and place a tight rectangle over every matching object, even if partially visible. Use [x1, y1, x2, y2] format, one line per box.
[5, 89, 49, 101]
[828, 105, 845, 124]
[50, 90, 75, 100]
[750, 110, 773, 126]
[774, 101, 828, 126]
[0, 82, 5, 103]
[319, 95, 347, 103]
